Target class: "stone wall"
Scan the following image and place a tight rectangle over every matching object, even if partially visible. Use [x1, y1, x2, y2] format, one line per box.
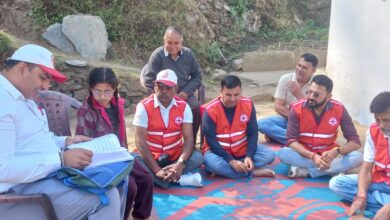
[51, 62, 146, 114]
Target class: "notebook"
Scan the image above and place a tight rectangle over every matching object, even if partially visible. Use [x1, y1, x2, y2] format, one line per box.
[67, 134, 134, 169]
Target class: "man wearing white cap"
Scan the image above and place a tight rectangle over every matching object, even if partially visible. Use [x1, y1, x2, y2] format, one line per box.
[0, 44, 126, 219]
[133, 69, 204, 189]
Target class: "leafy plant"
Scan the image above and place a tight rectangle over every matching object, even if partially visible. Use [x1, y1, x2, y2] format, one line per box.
[0, 31, 13, 54]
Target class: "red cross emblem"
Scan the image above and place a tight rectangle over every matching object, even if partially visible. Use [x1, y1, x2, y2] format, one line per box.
[329, 117, 338, 126]
[240, 114, 248, 122]
[175, 116, 183, 124]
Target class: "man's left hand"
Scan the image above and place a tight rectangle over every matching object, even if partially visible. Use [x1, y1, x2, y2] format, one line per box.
[162, 162, 185, 182]
[321, 148, 339, 164]
[178, 91, 188, 100]
[65, 135, 92, 146]
[244, 157, 254, 172]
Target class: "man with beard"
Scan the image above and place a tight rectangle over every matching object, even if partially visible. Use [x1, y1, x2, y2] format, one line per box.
[330, 91, 390, 219]
[278, 75, 363, 178]
[133, 69, 203, 189]
[257, 53, 318, 145]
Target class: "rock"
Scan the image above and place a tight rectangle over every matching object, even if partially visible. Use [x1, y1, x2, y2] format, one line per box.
[65, 59, 88, 67]
[204, 66, 212, 75]
[42, 23, 75, 53]
[62, 14, 108, 60]
[211, 68, 227, 80]
[242, 50, 296, 71]
[231, 58, 243, 71]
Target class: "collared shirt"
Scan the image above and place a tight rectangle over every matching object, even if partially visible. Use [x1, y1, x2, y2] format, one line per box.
[0, 74, 66, 193]
[363, 130, 390, 162]
[274, 72, 314, 107]
[133, 94, 192, 128]
[163, 47, 183, 61]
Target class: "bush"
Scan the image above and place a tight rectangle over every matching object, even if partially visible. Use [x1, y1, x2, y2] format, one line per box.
[0, 31, 13, 54]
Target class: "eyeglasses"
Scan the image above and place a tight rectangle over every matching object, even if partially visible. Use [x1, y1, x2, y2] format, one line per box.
[156, 82, 175, 91]
[92, 89, 115, 97]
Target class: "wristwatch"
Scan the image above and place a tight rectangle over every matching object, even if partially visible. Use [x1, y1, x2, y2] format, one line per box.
[177, 157, 186, 165]
[336, 147, 342, 155]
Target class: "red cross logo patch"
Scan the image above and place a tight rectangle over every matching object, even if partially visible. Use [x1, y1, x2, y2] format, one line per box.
[328, 117, 338, 126]
[175, 116, 183, 125]
[240, 114, 248, 122]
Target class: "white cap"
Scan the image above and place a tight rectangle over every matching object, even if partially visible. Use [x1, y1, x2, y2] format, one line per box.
[155, 69, 177, 86]
[10, 44, 67, 83]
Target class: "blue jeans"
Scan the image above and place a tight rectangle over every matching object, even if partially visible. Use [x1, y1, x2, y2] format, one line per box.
[203, 144, 275, 179]
[329, 174, 390, 212]
[278, 147, 363, 178]
[132, 150, 204, 189]
[257, 115, 287, 145]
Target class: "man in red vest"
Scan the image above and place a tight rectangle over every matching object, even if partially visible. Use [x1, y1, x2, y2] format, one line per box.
[202, 75, 275, 178]
[279, 75, 363, 178]
[330, 91, 390, 219]
[133, 69, 203, 189]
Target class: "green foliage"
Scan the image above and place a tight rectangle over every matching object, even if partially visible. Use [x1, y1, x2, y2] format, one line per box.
[259, 19, 328, 43]
[30, 0, 197, 62]
[227, 0, 249, 30]
[206, 41, 223, 64]
[0, 31, 13, 54]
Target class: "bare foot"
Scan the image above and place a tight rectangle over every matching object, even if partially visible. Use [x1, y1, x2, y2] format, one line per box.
[253, 168, 275, 177]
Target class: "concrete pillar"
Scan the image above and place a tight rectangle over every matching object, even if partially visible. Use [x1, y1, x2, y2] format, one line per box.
[327, 0, 390, 125]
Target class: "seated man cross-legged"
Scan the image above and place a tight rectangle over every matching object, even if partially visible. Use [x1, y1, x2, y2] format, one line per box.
[330, 91, 390, 219]
[202, 75, 275, 179]
[279, 75, 363, 178]
[133, 69, 203, 189]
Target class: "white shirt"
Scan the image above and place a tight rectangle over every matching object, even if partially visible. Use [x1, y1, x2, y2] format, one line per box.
[363, 129, 390, 163]
[133, 94, 192, 128]
[0, 75, 66, 193]
[274, 72, 314, 107]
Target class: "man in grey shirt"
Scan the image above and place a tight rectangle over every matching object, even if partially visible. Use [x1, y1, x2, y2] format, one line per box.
[257, 53, 318, 145]
[141, 26, 202, 144]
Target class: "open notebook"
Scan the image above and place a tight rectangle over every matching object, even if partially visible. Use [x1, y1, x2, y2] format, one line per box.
[67, 134, 133, 169]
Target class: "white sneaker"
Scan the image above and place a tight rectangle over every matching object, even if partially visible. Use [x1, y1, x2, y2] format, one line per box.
[179, 172, 203, 187]
[288, 166, 309, 178]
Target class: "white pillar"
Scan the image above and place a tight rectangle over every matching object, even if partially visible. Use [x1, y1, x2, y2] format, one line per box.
[327, 0, 390, 126]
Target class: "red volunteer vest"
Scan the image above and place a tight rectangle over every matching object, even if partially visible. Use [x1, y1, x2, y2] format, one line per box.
[291, 99, 344, 153]
[203, 97, 252, 158]
[136, 95, 186, 161]
[371, 123, 390, 185]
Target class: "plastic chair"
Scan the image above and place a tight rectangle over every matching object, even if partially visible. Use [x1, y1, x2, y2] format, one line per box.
[0, 91, 81, 220]
[38, 90, 82, 136]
